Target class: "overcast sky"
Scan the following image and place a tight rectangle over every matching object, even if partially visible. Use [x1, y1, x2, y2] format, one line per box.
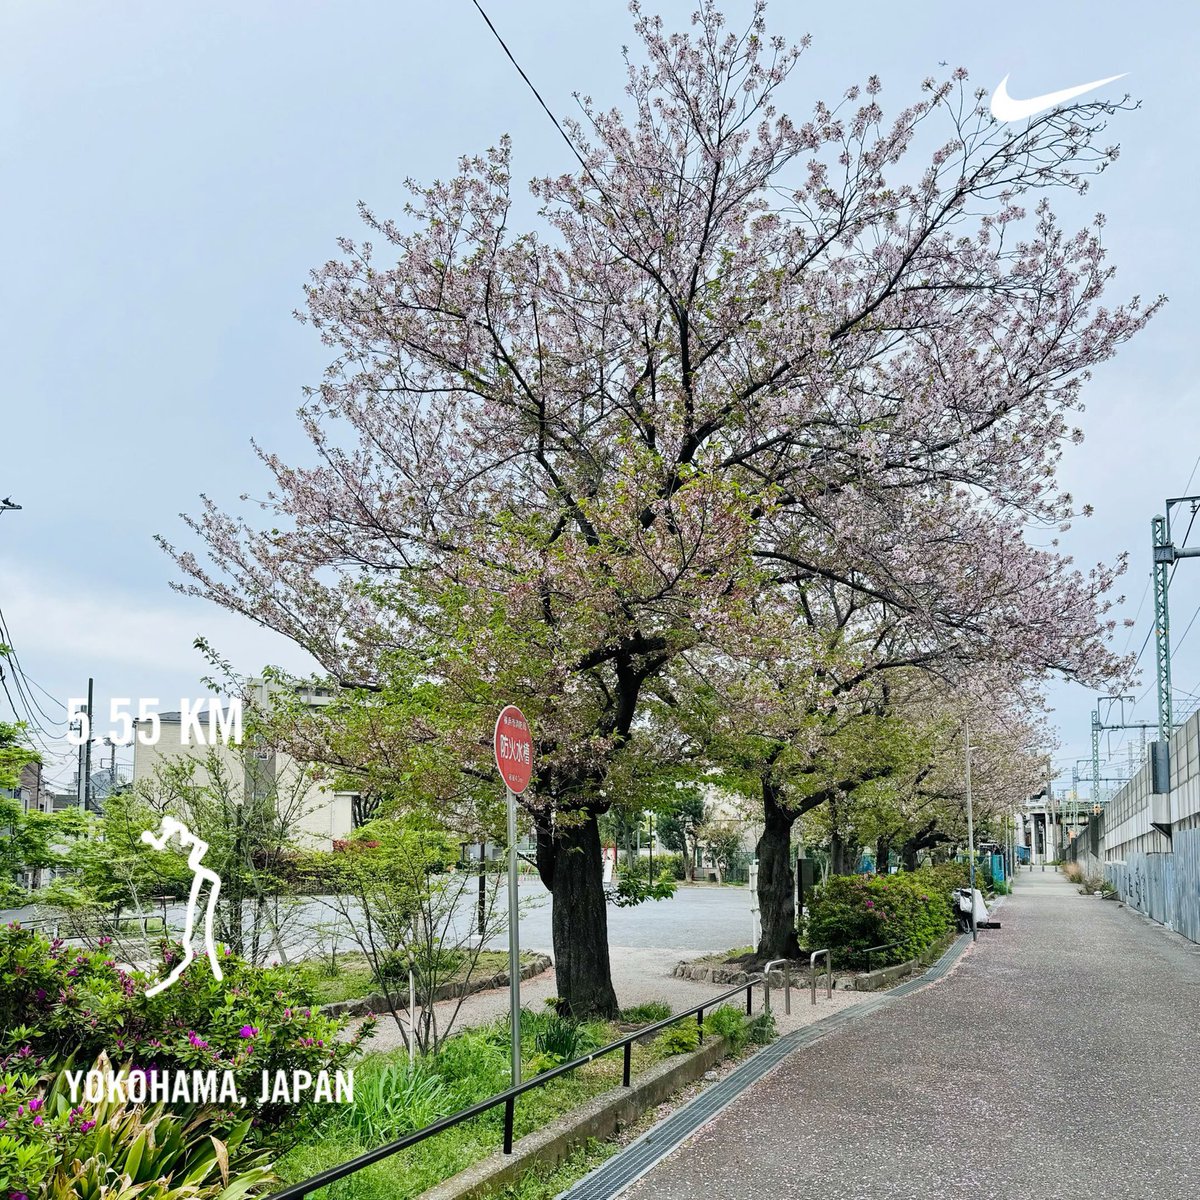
[1, 0, 1197, 796]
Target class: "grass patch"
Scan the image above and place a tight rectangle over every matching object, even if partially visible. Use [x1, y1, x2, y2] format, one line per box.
[273, 1009, 666, 1200]
[490, 1010, 778, 1200]
[617, 1001, 672, 1024]
[298, 950, 534, 1007]
[690, 945, 757, 967]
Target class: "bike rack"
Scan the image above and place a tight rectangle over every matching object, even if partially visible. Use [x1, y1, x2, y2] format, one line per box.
[762, 958, 792, 1015]
[809, 948, 832, 1004]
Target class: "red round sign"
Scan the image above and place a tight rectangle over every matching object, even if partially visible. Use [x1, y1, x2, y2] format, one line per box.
[493, 705, 533, 794]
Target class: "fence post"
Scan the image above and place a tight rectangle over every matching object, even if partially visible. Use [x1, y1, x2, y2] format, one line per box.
[696, 1009, 704, 1042]
[503, 1095, 515, 1155]
[622, 1041, 632, 1087]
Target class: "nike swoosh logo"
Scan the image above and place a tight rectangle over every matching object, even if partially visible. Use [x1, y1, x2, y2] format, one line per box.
[990, 72, 1128, 122]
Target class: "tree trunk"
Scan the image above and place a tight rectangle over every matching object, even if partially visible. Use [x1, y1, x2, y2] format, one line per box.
[830, 827, 846, 875]
[755, 776, 800, 960]
[875, 837, 890, 875]
[536, 810, 619, 1019]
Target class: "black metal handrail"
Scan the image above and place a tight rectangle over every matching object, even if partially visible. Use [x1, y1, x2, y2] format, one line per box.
[862, 941, 902, 972]
[266, 976, 765, 1200]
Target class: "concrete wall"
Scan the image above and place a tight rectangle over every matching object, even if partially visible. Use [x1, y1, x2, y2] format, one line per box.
[1101, 707, 1200, 944]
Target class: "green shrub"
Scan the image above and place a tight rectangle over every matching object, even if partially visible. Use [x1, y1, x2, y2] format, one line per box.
[531, 1012, 602, 1066]
[332, 1061, 455, 1144]
[804, 871, 953, 970]
[621, 853, 685, 884]
[0, 922, 369, 1130]
[618, 1001, 672, 1024]
[1, 1053, 275, 1199]
[701, 1005, 748, 1052]
[916, 861, 969, 901]
[655, 1022, 700, 1056]
[745, 1010, 776, 1045]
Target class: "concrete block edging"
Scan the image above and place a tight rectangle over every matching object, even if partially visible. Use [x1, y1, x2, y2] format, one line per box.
[415, 1036, 732, 1200]
[319, 953, 554, 1018]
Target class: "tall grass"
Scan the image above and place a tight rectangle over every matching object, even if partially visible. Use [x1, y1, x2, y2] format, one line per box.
[274, 1009, 655, 1200]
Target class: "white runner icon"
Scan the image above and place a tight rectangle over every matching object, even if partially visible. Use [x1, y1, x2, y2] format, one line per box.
[140, 817, 225, 996]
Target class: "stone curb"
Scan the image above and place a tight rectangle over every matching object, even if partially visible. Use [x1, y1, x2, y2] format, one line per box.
[416, 1036, 732, 1200]
[319, 953, 554, 1018]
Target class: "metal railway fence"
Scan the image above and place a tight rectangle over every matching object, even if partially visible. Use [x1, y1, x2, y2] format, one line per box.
[1106, 827, 1200, 945]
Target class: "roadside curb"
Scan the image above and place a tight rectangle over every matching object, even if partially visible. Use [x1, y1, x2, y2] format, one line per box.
[319, 953, 553, 1018]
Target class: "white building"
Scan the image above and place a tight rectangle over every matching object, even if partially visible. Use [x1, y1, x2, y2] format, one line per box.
[131, 683, 358, 848]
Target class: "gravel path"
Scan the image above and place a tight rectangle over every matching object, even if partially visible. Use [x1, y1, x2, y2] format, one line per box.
[619, 869, 1200, 1200]
[357, 945, 866, 1053]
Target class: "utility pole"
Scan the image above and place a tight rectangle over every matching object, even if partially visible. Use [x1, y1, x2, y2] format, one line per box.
[1046, 759, 1054, 867]
[84, 677, 94, 813]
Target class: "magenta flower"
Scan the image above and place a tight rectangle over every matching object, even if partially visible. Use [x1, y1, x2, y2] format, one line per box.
[239, 1025, 259, 1039]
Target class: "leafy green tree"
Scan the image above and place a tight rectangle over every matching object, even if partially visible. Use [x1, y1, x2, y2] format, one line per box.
[658, 793, 707, 882]
[0, 718, 38, 792]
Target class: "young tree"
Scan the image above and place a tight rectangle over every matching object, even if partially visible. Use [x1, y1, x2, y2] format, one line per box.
[302, 819, 507, 1054]
[162, 3, 1154, 1013]
[658, 792, 707, 881]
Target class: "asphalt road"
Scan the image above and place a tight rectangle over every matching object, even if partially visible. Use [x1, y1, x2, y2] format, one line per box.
[623, 869, 1200, 1200]
[3, 879, 756, 959]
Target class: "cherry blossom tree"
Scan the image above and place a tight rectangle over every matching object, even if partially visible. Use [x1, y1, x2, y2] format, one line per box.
[162, 2, 1157, 1014]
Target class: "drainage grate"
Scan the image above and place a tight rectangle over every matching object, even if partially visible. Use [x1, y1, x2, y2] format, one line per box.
[557, 933, 972, 1200]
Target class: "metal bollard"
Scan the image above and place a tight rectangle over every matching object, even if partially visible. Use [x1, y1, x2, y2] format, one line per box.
[762, 959, 792, 1015]
[809, 949, 832, 1004]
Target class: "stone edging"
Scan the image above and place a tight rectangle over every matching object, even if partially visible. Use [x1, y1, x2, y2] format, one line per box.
[319, 953, 554, 1017]
[672, 960, 755, 985]
[416, 1036, 732, 1200]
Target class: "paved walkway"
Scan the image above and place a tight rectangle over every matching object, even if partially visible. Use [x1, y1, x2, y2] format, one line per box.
[610, 869, 1200, 1200]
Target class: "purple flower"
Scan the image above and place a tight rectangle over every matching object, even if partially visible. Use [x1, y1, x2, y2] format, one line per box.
[865, 899, 875, 909]
[239, 1025, 259, 1039]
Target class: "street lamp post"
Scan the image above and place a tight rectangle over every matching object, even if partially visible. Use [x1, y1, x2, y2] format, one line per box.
[965, 719, 976, 942]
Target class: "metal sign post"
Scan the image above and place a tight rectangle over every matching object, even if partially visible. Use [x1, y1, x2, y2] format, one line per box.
[506, 784, 521, 1085]
[494, 705, 533, 1088]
